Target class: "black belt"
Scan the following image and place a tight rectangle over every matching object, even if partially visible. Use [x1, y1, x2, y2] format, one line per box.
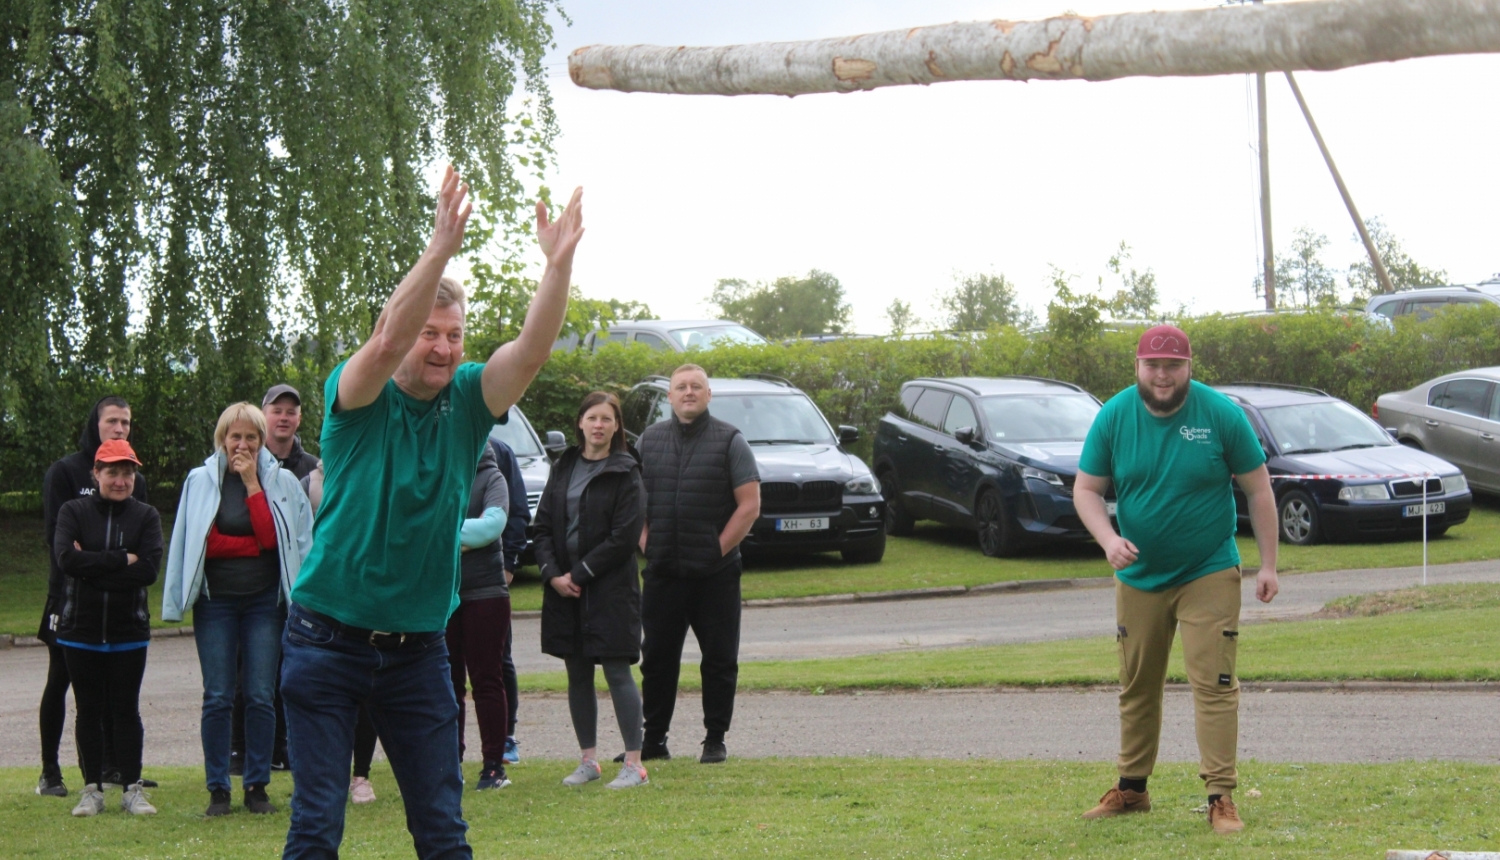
[294, 605, 428, 650]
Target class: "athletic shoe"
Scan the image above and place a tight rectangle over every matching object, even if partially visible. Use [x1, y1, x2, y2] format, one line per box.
[36, 770, 67, 797]
[244, 784, 277, 814]
[605, 763, 648, 790]
[561, 759, 601, 787]
[349, 777, 376, 805]
[270, 744, 291, 771]
[502, 737, 520, 765]
[228, 750, 244, 777]
[1081, 786, 1151, 819]
[71, 785, 105, 817]
[205, 788, 233, 817]
[138, 777, 159, 788]
[100, 768, 121, 790]
[637, 738, 671, 762]
[699, 740, 728, 764]
[120, 781, 157, 815]
[476, 762, 511, 791]
[1208, 796, 1244, 834]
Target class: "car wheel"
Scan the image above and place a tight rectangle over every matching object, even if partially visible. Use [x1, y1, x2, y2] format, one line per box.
[1399, 439, 1424, 450]
[1277, 489, 1320, 546]
[880, 469, 915, 537]
[841, 532, 887, 564]
[976, 488, 1023, 557]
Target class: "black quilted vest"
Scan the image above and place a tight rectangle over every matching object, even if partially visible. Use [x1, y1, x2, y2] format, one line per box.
[639, 410, 743, 578]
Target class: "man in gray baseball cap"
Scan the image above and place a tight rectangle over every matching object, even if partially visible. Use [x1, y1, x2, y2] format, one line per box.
[262, 385, 319, 480]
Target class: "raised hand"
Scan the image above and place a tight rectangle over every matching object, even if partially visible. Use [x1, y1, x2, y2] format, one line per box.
[429, 164, 473, 261]
[536, 186, 585, 269]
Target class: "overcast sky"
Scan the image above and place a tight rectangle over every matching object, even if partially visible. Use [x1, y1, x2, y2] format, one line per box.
[510, 0, 1500, 333]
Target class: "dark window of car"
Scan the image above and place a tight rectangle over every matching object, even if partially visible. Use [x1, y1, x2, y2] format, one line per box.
[1407, 299, 1453, 321]
[653, 394, 674, 423]
[899, 386, 923, 418]
[1432, 378, 1494, 418]
[623, 390, 656, 436]
[1260, 400, 1393, 453]
[942, 397, 978, 436]
[1369, 298, 1399, 319]
[708, 393, 836, 444]
[635, 332, 669, 350]
[978, 394, 1100, 442]
[910, 389, 952, 430]
[489, 410, 544, 458]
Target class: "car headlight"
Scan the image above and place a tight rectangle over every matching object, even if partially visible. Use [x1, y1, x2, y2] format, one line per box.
[1442, 474, 1468, 494]
[1021, 466, 1065, 487]
[846, 473, 881, 494]
[1337, 484, 1391, 501]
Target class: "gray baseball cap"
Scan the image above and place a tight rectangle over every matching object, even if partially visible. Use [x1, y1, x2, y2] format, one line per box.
[262, 384, 301, 408]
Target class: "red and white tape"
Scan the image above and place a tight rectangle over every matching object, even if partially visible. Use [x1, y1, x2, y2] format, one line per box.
[1270, 473, 1433, 480]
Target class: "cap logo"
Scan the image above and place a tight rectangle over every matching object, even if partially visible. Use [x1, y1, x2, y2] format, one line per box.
[1150, 335, 1181, 352]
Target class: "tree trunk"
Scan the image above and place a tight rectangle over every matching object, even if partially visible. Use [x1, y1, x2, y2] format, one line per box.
[569, 0, 1500, 96]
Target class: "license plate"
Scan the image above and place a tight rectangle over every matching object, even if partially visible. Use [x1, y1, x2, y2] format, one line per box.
[776, 517, 829, 532]
[1403, 502, 1445, 517]
[1105, 501, 1117, 516]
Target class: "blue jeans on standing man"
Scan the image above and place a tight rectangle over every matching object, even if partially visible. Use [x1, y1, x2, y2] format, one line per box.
[195, 586, 283, 791]
[279, 603, 470, 860]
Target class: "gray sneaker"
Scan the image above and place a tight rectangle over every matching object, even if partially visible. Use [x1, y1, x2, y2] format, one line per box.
[120, 782, 157, 815]
[561, 759, 601, 787]
[71, 784, 105, 817]
[605, 763, 648, 790]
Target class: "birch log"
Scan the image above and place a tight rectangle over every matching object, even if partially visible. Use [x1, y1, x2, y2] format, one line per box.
[569, 0, 1500, 96]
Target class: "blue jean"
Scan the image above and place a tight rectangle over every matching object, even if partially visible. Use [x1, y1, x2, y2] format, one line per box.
[280, 603, 470, 860]
[195, 586, 284, 790]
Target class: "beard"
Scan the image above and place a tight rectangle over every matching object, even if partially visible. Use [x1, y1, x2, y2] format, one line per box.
[1136, 378, 1189, 415]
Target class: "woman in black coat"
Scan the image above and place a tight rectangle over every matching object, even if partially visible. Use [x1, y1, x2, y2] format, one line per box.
[535, 391, 648, 790]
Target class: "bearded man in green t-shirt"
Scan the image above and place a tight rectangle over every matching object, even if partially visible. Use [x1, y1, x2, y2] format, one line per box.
[279, 167, 584, 860]
[1073, 324, 1280, 836]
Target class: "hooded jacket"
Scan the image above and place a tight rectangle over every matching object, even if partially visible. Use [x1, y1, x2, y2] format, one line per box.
[489, 438, 532, 573]
[52, 494, 163, 645]
[42, 398, 150, 601]
[275, 435, 321, 481]
[161, 446, 314, 622]
[458, 444, 509, 601]
[535, 446, 646, 661]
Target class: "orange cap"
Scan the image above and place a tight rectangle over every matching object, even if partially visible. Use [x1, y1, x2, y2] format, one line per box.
[94, 439, 141, 466]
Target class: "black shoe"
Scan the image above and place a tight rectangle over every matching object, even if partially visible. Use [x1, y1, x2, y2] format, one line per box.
[699, 739, 727, 764]
[36, 769, 67, 797]
[228, 750, 244, 777]
[475, 762, 511, 791]
[270, 745, 291, 771]
[244, 784, 277, 814]
[138, 777, 159, 788]
[205, 788, 233, 817]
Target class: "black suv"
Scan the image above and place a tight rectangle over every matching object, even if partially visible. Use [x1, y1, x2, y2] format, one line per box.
[872, 377, 1106, 556]
[621, 376, 887, 563]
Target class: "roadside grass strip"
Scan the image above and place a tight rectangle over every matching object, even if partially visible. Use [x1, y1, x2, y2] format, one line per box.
[4, 761, 1494, 859]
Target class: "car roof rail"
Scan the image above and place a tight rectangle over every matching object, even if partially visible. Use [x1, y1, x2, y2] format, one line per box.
[743, 373, 795, 388]
[910, 377, 983, 395]
[1218, 381, 1331, 397]
[999, 375, 1088, 393]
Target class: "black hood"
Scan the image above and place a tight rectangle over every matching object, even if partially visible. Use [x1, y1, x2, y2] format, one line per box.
[76, 396, 129, 460]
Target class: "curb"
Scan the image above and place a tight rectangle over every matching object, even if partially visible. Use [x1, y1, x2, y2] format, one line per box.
[5, 626, 194, 649]
[764, 681, 1500, 695]
[744, 576, 1114, 608]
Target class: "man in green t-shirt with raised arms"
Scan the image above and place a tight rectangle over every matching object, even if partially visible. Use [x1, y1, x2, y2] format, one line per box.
[280, 166, 584, 860]
[1073, 324, 1280, 836]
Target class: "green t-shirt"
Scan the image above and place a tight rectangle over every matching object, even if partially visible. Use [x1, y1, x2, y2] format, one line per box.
[291, 361, 497, 631]
[1078, 380, 1266, 592]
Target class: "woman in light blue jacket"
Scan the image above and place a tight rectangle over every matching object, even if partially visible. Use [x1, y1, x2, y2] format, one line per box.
[163, 402, 313, 818]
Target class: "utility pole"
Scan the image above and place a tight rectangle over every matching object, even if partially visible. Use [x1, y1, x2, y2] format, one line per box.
[1254, 0, 1276, 310]
[1284, 71, 1396, 295]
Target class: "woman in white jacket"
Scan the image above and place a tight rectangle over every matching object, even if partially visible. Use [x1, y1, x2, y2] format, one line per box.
[162, 402, 313, 818]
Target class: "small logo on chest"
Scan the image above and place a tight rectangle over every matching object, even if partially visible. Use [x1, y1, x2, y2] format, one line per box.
[1179, 426, 1212, 443]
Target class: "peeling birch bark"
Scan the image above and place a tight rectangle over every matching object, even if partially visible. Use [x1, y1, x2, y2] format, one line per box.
[568, 0, 1500, 96]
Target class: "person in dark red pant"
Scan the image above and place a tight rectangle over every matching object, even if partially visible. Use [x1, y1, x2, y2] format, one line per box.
[446, 443, 512, 790]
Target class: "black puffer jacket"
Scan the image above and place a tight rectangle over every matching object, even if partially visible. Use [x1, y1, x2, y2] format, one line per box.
[52, 494, 163, 646]
[535, 447, 646, 661]
[637, 411, 742, 578]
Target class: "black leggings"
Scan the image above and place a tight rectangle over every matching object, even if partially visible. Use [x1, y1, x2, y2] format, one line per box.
[40, 642, 117, 775]
[62, 646, 147, 786]
[352, 704, 379, 779]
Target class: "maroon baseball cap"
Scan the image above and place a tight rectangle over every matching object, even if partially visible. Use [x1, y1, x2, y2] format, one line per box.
[94, 439, 141, 466]
[1137, 325, 1192, 360]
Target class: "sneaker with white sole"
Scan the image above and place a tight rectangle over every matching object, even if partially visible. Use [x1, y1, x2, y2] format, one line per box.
[349, 776, 376, 804]
[120, 781, 157, 815]
[71, 784, 105, 817]
[36, 770, 67, 797]
[503, 737, 520, 765]
[606, 763, 648, 790]
[476, 762, 511, 791]
[561, 759, 601, 787]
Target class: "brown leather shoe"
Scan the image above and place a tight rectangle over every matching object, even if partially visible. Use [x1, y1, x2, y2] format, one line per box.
[1208, 796, 1244, 834]
[1081, 786, 1151, 819]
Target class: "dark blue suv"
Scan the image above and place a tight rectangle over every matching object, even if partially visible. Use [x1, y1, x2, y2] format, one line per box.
[871, 377, 1107, 556]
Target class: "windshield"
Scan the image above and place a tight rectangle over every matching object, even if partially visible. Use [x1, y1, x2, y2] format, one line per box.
[668, 325, 766, 350]
[488, 409, 544, 458]
[1260, 401, 1394, 454]
[978, 395, 1100, 442]
[710, 394, 835, 444]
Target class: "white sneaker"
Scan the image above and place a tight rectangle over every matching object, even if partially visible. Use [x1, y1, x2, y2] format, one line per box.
[606, 763, 648, 790]
[120, 781, 157, 815]
[561, 759, 601, 787]
[72, 784, 105, 817]
[350, 776, 377, 804]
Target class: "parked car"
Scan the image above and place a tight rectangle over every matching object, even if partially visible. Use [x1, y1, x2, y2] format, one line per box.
[556, 319, 768, 353]
[1373, 367, 1500, 494]
[488, 405, 567, 559]
[1365, 282, 1500, 321]
[1215, 384, 1471, 545]
[871, 376, 1109, 557]
[621, 375, 886, 563]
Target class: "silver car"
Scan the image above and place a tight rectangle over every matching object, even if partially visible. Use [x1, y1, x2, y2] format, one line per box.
[1375, 367, 1500, 493]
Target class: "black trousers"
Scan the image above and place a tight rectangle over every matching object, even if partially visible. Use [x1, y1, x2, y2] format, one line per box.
[640, 563, 742, 743]
[62, 645, 147, 786]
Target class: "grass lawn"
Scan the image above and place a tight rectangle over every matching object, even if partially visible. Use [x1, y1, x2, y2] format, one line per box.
[2, 760, 1495, 859]
[518, 585, 1500, 693]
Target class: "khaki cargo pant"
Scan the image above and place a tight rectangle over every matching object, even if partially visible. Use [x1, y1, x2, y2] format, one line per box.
[1116, 566, 1241, 796]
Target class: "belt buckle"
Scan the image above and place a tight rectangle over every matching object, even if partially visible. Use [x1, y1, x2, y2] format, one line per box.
[369, 630, 406, 648]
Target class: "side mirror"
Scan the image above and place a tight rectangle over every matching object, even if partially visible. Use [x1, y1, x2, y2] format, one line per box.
[1384, 427, 1399, 440]
[954, 426, 978, 446]
[837, 425, 860, 445]
[544, 430, 568, 455]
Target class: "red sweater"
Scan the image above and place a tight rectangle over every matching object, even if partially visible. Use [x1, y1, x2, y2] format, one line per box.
[205, 490, 278, 558]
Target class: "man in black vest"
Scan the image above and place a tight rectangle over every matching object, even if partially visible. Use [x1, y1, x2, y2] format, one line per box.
[637, 364, 760, 764]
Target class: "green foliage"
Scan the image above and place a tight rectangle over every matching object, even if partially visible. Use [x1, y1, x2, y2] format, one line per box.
[710, 270, 852, 338]
[884, 298, 919, 336]
[1102, 241, 1160, 319]
[1347, 216, 1449, 302]
[939, 272, 1034, 330]
[1259, 226, 1339, 308]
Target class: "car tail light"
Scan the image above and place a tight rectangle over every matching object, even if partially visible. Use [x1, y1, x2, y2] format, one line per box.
[1371, 403, 1379, 419]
